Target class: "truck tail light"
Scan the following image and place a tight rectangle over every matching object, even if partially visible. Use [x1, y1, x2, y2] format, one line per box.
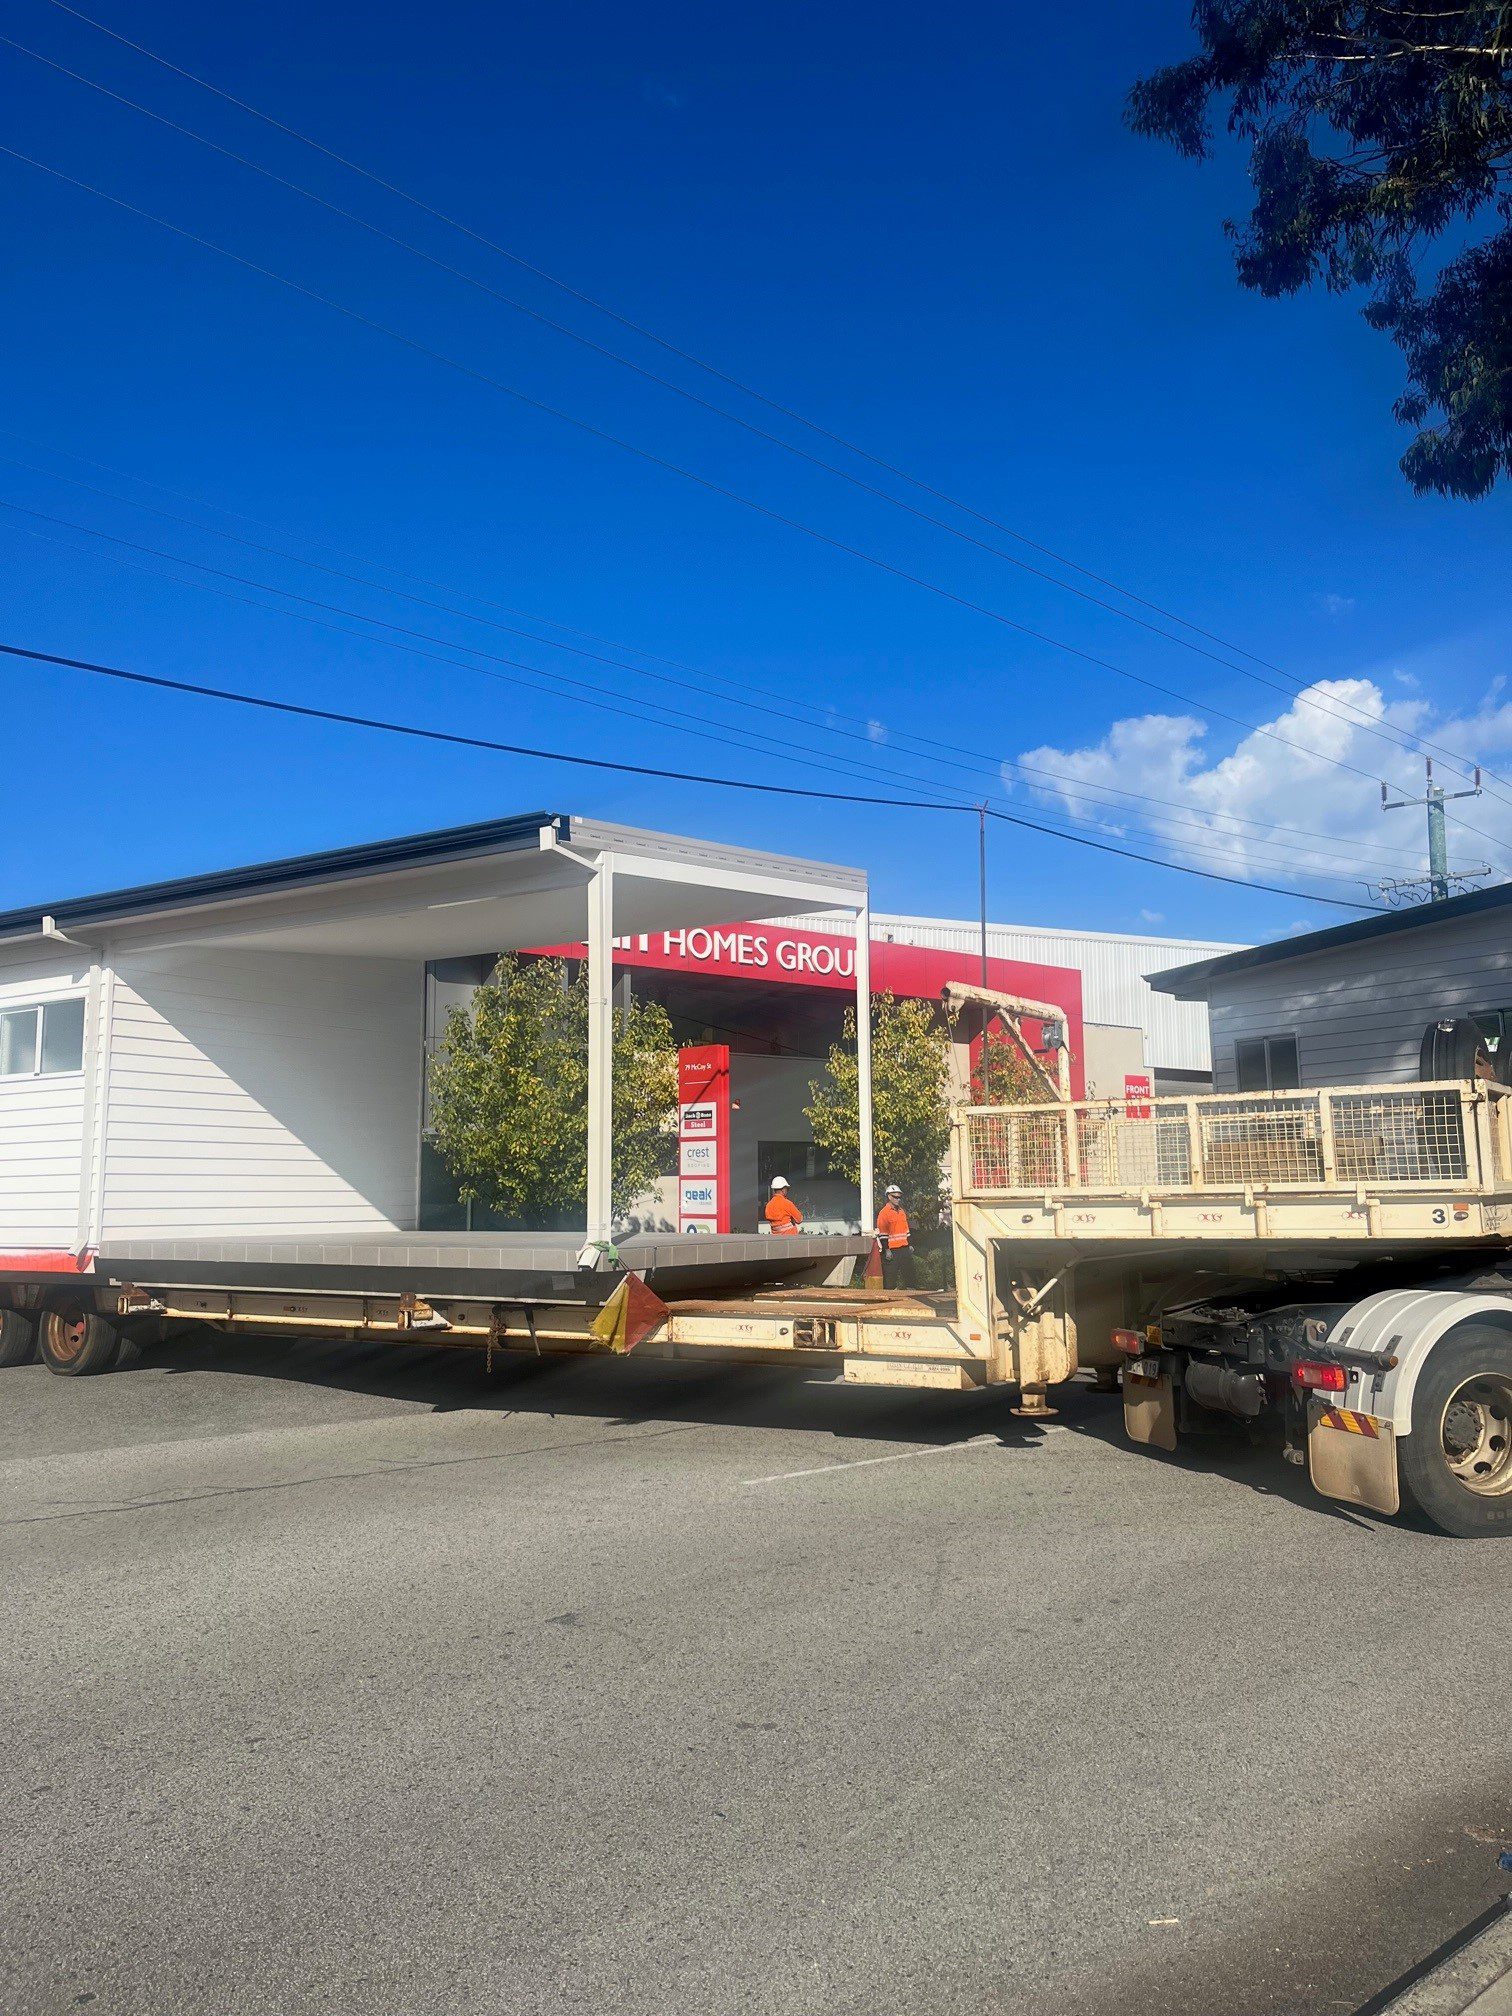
[1111, 1327, 1146, 1356]
[1292, 1361, 1347, 1393]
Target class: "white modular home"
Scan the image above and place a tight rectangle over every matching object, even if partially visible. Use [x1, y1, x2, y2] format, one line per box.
[0, 812, 875, 1262]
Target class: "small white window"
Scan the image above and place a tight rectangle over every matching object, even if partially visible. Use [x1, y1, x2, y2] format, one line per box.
[41, 998, 86, 1074]
[0, 1007, 39, 1076]
[0, 998, 86, 1077]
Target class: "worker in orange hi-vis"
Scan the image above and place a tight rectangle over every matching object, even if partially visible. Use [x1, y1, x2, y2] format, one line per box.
[876, 1183, 916, 1288]
[764, 1175, 803, 1235]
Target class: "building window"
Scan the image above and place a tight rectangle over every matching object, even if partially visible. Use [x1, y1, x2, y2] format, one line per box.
[1234, 1034, 1300, 1092]
[0, 998, 86, 1078]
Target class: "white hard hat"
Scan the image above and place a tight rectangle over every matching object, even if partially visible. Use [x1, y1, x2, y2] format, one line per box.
[886, 1183, 902, 1195]
[770, 1175, 789, 1190]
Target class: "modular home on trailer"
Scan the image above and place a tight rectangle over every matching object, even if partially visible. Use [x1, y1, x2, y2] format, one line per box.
[0, 812, 874, 1273]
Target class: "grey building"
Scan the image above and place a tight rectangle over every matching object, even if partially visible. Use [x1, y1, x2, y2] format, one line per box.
[1149, 882, 1512, 1092]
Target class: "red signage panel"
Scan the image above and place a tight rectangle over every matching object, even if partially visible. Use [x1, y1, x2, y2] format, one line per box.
[677, 1044, 731, 1234]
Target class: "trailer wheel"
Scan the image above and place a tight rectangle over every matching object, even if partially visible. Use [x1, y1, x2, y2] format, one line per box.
[0, 1308, 38, 1368]
[1399, 1324, 1512, 1537]
[38, 1307, 120, 1377]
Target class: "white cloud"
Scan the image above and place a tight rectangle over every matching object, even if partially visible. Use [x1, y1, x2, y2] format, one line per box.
[1394, 669, 1420, 689]
[1313, 592, 1357, 618]
[1010, 675, 1512, 901]
[866, 718, 888, 744]
[1138, 908, 1165, 924]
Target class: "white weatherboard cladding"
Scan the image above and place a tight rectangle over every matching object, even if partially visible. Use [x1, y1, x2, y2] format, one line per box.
[0, 946, 93, 1248]
[797, 914, 1240, 1073]
[101, 947, 423, 1236]
[1205, 904, 1512, 1090]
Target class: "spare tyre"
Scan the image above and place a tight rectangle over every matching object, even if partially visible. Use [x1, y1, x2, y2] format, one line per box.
[1419, 1018, 1495, 1082]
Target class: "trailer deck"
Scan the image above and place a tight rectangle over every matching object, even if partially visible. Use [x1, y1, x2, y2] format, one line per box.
[0, 1229, 870, 1301]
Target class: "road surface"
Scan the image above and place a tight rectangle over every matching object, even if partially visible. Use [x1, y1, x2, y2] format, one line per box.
[3, 1335, 1509, 2015]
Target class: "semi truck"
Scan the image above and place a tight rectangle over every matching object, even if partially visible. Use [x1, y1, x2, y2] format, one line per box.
[2, 986, 1508, 1537]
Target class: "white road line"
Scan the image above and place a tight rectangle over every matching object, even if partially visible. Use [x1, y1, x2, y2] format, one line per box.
[743, 1433, 1004, 1486]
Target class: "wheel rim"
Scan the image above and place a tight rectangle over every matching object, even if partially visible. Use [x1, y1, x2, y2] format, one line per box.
[49, 1311, 89, 1365]
[1440, 1373, 1512, 1497]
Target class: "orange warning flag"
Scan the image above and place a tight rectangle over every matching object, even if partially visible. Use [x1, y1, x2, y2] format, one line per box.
[589, 1271, 669, 1354]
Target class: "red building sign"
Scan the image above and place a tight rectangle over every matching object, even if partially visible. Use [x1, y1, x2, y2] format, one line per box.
[677, 1044, 731, 1233]
[539, 920, 1086, 1098]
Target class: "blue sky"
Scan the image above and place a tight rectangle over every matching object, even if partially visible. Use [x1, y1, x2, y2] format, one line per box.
[4, 0, 1510, 944]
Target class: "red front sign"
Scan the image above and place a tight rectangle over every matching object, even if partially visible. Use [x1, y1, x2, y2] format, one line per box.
[677, 1044, 731, 1234]
[1124, 1072, 1152, 1120]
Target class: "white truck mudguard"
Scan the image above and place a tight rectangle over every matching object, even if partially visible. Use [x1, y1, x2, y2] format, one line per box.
[1320, 1287, 1512, 1535]
[1328, 1288, 1512, 1436]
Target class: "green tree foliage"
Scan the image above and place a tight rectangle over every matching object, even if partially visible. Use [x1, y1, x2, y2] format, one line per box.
[807, 995, 953, 1228]
[427, 956, 678, 1226]
[970, 1023, 1060, 1106]
[806, 999, 1057, 1231]
[1129, 5, 1512, 496]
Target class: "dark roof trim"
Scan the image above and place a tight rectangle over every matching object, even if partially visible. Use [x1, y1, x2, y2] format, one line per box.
[1148, 877, 1512, 1000]
[0, 810, 567, 943]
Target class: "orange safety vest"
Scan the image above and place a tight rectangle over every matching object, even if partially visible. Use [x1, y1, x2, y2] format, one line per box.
[764, 1193, 803, 1235]
[877, 1203, 910, 1250]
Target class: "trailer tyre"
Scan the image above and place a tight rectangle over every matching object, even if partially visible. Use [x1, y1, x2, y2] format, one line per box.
[1399, 1324, 1512, 1537]
[39, 1307, 120, 1377]
[0, 1308, 37, 1368]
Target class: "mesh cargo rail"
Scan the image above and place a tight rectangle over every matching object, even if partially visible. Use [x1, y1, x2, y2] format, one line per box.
[960, 1083, 1507, 1197]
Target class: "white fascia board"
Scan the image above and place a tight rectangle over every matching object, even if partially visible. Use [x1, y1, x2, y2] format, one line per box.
[606, 852, 866, 913]
[565, 817, 866, 895]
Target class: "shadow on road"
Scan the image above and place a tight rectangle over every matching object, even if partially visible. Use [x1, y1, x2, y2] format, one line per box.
[120, 1326, 1406, 1527]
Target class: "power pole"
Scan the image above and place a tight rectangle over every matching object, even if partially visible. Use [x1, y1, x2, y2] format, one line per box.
[977, 804, 989, 985]
[1378, 760, 1489, 904]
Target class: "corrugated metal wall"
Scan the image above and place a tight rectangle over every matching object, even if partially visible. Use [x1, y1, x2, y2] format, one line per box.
[798, 913, 1242, 1073]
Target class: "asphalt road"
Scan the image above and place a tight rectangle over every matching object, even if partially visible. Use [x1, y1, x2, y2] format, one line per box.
[3, 1335, 1510, 2016]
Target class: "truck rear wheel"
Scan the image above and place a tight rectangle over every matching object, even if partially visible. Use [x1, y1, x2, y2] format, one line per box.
[0, 1308, 37, 1367]
[39, 1307, 120, 1377]
[1400, 1324, 1512, 1537]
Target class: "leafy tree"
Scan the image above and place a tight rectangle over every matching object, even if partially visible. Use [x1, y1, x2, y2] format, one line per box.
[807, 994, 954, 1229]
[970, 1023, 1060, 1106]
[1129, 5, 1512, 496]
[427, 956, 678, 1226]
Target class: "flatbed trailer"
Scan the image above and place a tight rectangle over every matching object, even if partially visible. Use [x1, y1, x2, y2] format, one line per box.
[0, 1230, 1002, 1393]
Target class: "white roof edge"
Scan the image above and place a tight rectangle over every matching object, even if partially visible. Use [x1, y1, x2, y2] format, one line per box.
[566, 817, 868, 890]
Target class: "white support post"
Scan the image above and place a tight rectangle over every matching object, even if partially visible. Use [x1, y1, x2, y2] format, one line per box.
[855, 898, 875, 1231]
[585, 854, 615, 1243]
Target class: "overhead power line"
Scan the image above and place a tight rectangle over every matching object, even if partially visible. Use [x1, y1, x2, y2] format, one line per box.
[0, 502, 1403, 893]
[0, 639, 1380, 910]
[1, 29, 1490, 793]
[26, 0, 1505, 795]
[0, 449, 1442, 875]
[1, 142, 1467, 820]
